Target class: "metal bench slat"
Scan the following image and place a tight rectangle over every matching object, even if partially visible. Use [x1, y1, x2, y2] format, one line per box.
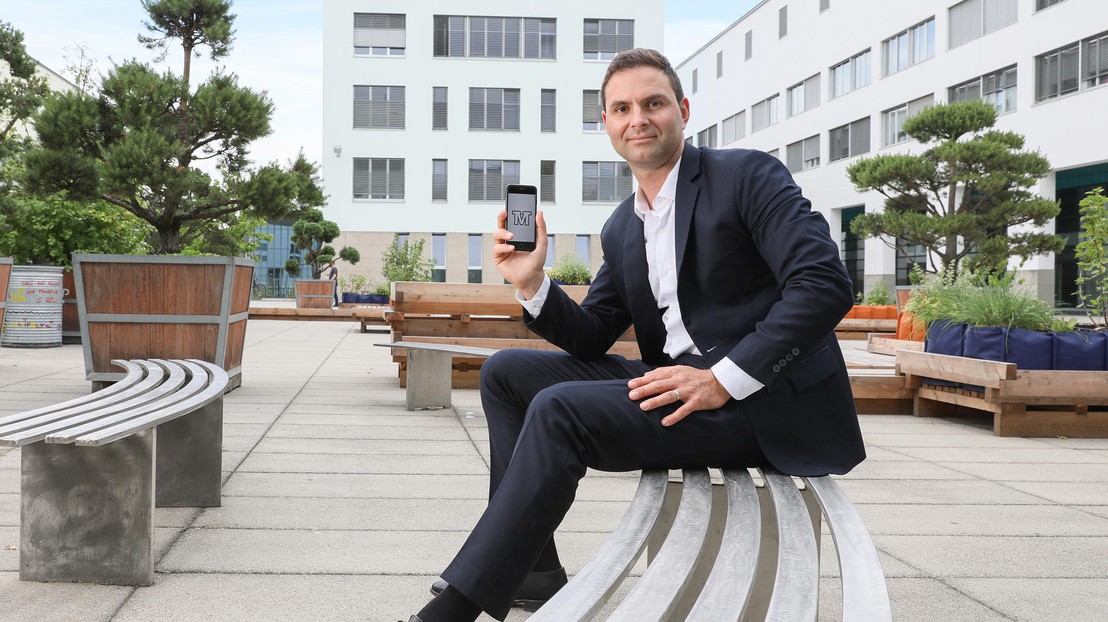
[804, 476, 892, 622]
[764, 470, 820, 622]
[0, 361, 177, 446]
[375, 341, 499, 358]
[75, 360, 229, 446]
[528, 470, 668, 622]
[607, 469, 714, 622]
[685, 468, 762, 622]
[46, 360, 209, 444]
[0, 360, 146, 428]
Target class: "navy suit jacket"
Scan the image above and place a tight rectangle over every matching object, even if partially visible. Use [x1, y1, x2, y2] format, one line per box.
[527, 144, 865, 476]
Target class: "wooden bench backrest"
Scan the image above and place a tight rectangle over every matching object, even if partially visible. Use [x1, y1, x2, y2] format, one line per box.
[391, 281, 592, 317]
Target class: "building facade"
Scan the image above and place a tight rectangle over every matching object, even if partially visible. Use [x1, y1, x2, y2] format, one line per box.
[677, 0, 1108, 306]
[321, 0, 663, 285]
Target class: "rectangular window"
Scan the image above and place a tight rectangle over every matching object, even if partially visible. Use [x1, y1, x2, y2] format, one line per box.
[545, 235, 555, 268]
[696, 125, 718, 148]
[576, 235, 591, 266]
[468, 234, 483, 283]
[540, 161, 556, 203]
[583, 19, 634, 60]
[469, 88, 520, 131]
[1082, 31, 1108, 89]
[541, 89, 556, 132]
[432, 159, 448, 201]
[353, 158, 404, 199]
[779, 6, 788, 39]
[829, 117, 870, 162]
[432, 87, 448, 130]
[433, 16, 556, 59]
[1037, 0, 1066, 8]
[721, 110, 746, 144]
[353, 85, 404, 129]
[1036, 41, 1080, 101]
[821, 0, 831, 11]
[582, 161, 633, 202]
[745, 30, 753, 60]
[751, 94, 779, 132]
[786, 135, 820, 172]
[883, 17, 935, 76]
[882, 104, 908, 146]
[582, 90, 604, 131]
[432, 234, 446, 282]
[468, 160, 520, 201]
[716, 50, 723, 77]
[830, 49, 871, 98]
[950, 65, 1017, 113]
[353, 13, 405, 56]
[786, 74, 820, 117]
[692, 69, 698, 94]
[949, 0, 1017, 49]
[896, 239, 927, 285]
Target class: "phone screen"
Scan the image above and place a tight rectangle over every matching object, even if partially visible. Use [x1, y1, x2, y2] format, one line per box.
[505, 185, 537, 251]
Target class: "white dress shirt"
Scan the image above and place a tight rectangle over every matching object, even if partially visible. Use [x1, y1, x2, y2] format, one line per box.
[518, 158, 765, 401]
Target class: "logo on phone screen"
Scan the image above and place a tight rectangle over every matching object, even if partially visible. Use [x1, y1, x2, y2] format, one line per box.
[511, 211, 532, 226]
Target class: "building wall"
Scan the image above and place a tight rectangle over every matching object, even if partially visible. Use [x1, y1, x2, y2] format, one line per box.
[677, 0, 1108, 302]
[321, 0, 664, 283]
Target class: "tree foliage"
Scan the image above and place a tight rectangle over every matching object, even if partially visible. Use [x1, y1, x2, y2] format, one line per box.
[1074, 187, 1108, 325]
[381, 235, 433, 283]
[283, 208, 360, 279]
[847, 100, 1064, 276]
[0, 21, 50, 159]
[22, 0, 323, 254]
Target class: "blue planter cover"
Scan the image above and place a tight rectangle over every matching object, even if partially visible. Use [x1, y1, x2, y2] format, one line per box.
[341, 293, 388, 304]
[924, 320, 966, 356]
[1004, 328, 1053, 371]
[1053, 331, 1108, 371]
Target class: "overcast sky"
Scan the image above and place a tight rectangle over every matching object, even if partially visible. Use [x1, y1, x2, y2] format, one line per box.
[5, 1, 760, 170]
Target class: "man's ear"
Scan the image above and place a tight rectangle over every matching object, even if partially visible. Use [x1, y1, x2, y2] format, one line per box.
[680, 97, 690, 128]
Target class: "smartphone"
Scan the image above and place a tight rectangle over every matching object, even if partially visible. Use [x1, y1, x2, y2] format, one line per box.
[505, 184, 538, 252]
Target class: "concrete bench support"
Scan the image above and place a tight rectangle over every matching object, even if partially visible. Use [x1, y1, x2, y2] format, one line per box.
[21, 429, 156, 585]
[155, 397, 224, 507]
[376, 342, 497, 410]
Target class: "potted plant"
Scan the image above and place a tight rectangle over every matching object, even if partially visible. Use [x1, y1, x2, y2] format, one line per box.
[21, 1, 323, 387]
[546, 254, 592, 286]
[283, 208, 360, 308]
[379, 234, 434, 295]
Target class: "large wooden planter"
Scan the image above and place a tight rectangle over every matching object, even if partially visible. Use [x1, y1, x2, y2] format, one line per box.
[73, 255, 254, 389]
[295, 279, 335, 308]
[0, 258, 11, 332]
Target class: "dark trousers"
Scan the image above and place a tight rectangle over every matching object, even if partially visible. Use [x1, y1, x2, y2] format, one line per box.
[441, 349, 768, 620]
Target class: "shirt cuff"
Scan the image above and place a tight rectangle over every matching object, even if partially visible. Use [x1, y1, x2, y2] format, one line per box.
[516, 275, 552, 317]
[710, 357, 765, 401]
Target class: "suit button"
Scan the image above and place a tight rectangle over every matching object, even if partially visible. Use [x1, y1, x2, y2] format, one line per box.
[778, 358, 787, 366]
[772, 365, 781, 373]
[785, 353, 794, 361]
[792, 348, 800, 355]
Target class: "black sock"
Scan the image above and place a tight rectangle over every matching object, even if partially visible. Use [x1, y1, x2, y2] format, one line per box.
[532, 539, 562, 572]
[415, 585, 481, 622]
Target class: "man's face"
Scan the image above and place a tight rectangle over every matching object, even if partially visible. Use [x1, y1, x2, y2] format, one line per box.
[602, 65, 690, 174]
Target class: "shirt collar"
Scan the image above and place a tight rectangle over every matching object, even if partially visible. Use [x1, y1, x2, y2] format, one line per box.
[633, 156, 683, 222]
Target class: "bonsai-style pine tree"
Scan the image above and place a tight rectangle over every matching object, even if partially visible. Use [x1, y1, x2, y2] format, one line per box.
[847, 100, 1063, 276]
[22, 0, 323, 254]
[0, 20, 49, 161]
[283, 208, 360, 279]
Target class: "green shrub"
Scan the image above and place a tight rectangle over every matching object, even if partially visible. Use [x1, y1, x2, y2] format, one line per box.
[905, 270, 1055, 331]
[863, 280, 891, 306]
[546, 254, 592, 285]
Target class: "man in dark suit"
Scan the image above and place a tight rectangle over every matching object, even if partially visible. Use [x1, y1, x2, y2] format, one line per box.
[405, 48, 864, 622]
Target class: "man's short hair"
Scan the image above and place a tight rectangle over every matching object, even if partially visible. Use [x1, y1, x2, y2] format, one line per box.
[600, 48, 684, 110]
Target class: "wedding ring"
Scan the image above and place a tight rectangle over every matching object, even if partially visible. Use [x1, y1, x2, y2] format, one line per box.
[671, 389, 681, 402]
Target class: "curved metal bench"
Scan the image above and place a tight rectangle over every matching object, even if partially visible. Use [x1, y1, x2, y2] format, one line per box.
[532, 467, 891, 621]
[0, 358, 228, 586]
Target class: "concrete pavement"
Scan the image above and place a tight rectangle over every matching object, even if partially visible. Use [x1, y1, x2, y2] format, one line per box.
[1, 320, 1106, 621]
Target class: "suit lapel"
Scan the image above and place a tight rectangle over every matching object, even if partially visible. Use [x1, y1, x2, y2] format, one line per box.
[674, 144, 701, 277]
[622, 213, 654, 316]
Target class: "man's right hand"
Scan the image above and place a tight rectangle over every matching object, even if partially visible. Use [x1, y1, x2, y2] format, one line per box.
[493, 208, 548, 299]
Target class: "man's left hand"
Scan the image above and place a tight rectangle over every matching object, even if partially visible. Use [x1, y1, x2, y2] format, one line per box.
[628, 365, 731, 427]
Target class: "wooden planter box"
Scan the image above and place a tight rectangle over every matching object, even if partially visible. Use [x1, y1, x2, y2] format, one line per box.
[62, 270, 80, 344]
[73, 255, 254, 390]
[896, 349, 1108, 438]
[0, 258, 11, 332]
[295, 279, 335, 309]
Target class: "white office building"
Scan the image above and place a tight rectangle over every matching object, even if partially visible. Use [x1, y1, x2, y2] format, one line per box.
[320, 0, 663, 284]
[677, 0, 1108, 306]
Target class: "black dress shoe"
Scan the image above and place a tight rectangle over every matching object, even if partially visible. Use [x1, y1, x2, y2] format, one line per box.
[429, 567, 568, 612]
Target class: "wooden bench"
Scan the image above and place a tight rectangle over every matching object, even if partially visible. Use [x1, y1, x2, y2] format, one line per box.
[0, 358, 228, 586]
[835, 318, 899, 340]
[384, 282, 639, 388]
[896, 349, 1108, 437]
[529, 468, 891, 621]
[376, 341, 496, 410]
